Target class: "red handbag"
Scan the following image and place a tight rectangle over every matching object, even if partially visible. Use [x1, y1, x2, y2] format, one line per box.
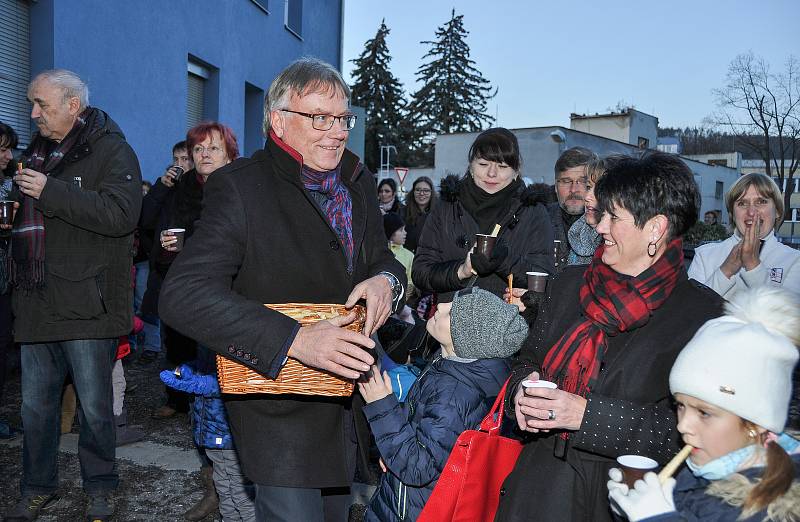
[418, 378, 523, 522]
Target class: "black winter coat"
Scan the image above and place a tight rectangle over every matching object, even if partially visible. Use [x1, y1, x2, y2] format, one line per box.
[159, 136, 405, 488]
[13, 113, 142, 342]
[494, 266, 724, 522]
[364, 353, 510, 522]
[412, 176, 554, 301]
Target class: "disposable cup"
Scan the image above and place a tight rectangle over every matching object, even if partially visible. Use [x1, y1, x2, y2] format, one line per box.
[527, 271, 549, 293]
[617, 455, 659, 488]
[167, 228, 186, 251]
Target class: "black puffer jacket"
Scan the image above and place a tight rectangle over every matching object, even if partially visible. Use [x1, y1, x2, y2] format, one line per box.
[13, 113, 142, 342]
[412, 175, 554, 301]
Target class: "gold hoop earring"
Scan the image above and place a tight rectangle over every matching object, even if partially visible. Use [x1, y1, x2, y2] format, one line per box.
[647, 241, 657, 257]
[748, 429, 758, 439]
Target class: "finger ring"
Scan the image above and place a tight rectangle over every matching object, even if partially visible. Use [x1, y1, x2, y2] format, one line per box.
[548, 409, 556, 421]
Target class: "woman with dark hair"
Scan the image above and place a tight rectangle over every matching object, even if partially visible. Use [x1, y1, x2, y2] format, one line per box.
[494, 152, 725, 522]
[412, 128, 553, 301]
[0, 122, 18, 439]
[402, 176, 437, 253]
[378, 178, 405, 215]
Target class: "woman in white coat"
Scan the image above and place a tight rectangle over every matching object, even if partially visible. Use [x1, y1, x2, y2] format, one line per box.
[689, 173, 799, 298]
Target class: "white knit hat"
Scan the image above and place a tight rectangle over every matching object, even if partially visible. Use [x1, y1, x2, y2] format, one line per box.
[669, 287, 800, 433]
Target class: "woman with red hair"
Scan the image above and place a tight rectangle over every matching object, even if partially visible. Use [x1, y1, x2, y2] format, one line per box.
[157, 121, 245, 520]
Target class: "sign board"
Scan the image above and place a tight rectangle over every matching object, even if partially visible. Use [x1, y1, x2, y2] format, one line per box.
[394, 167, 409, 185]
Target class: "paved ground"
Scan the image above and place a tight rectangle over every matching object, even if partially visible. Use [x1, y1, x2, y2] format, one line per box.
[0, 347, 375, 521]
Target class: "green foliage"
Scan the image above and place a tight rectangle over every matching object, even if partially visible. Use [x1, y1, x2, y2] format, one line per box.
[406, 9, 496, 166]
[349, 20, 408, 172]
[684, 221, 729, 247]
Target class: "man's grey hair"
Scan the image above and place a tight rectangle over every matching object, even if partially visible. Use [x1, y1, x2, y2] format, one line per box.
[29, 69, 90, 110]
[262, 57, 350, 135]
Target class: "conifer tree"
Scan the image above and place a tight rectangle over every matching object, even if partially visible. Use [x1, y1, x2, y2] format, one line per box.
[407, 9, 496, 165]
[350, 20, 408, 172]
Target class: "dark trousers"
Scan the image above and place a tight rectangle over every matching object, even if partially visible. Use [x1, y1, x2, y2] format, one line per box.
[163, 324, 196, 411]
[20, 339, 118, 495]
[0, 291, 12, 403]
[254, 484, 351, 522]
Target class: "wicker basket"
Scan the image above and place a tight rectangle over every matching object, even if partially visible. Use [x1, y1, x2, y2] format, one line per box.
[216, 303, 366, 396]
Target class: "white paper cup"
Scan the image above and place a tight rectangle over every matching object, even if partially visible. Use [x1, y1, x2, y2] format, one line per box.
[522, 379, 558, 389]
[617, 455, 659, 487]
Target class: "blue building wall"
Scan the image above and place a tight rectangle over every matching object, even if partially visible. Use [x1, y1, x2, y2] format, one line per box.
[29, 0, 344, 180]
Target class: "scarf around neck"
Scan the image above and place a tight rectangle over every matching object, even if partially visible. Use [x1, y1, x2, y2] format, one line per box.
[300, 164, 354, 272]
[542, 238, 684, 410]
[459, 175, 522, 235]
[12, 107, 105, 290]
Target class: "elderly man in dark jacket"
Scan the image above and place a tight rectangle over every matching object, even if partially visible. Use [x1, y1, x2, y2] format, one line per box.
[159, 58, 405, 522]
[4, 70, 142, 522]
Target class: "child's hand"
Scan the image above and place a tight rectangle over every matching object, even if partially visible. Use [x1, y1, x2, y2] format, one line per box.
[608, 472, 676, 521]
[358, 364, 393, 403]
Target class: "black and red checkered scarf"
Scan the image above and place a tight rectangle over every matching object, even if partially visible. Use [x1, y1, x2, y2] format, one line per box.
[541, 238, 684, 409]
[12, 107, 104, 290]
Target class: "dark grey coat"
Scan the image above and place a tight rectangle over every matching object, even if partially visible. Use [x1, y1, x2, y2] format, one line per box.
[494, 266, 724, 522]
[13, 113, 142, 342]
[159, 136, 405, 488]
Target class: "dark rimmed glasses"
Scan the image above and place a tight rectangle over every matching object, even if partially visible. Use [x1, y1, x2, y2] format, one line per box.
[280, 109, 357, 131]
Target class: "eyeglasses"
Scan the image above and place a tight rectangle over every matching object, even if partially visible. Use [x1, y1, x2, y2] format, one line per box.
[556, 178, 588, 188]
[192, 145, 225, 156]
[414, 188, 432, 194]
[280, 109, 357, 131]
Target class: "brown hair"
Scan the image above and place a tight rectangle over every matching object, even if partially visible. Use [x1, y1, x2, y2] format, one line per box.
[404, 176, 437, 227]
[740, 421, 795, 514]
[725, 173, 784, 231]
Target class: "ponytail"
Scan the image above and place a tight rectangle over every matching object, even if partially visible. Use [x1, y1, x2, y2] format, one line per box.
[742, 439, 794, 515]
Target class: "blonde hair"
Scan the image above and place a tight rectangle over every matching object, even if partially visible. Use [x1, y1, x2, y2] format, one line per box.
[725, 173, 784, 231]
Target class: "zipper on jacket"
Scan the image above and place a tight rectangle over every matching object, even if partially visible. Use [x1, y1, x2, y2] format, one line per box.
[95, 276, 108, 314]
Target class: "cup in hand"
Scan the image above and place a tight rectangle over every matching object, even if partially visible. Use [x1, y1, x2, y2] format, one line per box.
[475, 234, 497, 257]
[171, 166, 184, 181]
[616, 455, 659, 488]
[522, 379, 557, 390]
[527, 271, 549, 293]
[0, 201, 14, 226]
[166, 228, 186, 251]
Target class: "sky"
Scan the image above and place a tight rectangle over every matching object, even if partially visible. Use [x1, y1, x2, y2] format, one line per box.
[342, 0, 799, 131]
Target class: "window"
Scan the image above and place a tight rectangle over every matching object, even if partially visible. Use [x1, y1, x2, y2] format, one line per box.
[715, 181, 724, 200]
[187, 61, 209, 130]
[249, 0, 268, 13]
[637, 137, 649, 149]
[285, 0, 302, 38]
[244, 82, 265, 156]
[0, 0, 32, 148]
[708, 159, 728, 167]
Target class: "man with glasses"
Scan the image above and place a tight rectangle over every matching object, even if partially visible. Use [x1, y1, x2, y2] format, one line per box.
[548, 147, 595, 271]
[159, 58, 405, 521]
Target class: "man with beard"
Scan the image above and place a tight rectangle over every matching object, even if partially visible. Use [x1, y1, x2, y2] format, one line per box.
[4, 70, 141, 522]
[548, 147, 594, 271]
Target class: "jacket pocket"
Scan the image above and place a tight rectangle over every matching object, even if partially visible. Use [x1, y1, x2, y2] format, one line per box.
[46, 263, 108, 320]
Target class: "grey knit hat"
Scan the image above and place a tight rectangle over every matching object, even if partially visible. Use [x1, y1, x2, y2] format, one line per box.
[450, 287, 529, 359]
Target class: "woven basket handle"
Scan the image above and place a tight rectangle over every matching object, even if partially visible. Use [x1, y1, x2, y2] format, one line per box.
[479, 377, 513, 434]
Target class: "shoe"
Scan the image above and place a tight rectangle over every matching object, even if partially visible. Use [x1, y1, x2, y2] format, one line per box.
[136, 350, 158, 365]
[151, 404, 177, 419]
[3, 493, 60, 521]
[85, 494, 114, 522]
[183, 466, 219, 521]
[0, 420, 21, 440]
[115, 425, 145, 447]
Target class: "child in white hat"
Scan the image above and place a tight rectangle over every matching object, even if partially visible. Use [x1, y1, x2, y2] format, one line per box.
[608, 287, 800, 521]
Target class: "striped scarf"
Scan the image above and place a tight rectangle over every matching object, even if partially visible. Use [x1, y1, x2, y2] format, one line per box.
[300, 164, 354, 272]
[542, 238, 684, 404]
[12, 107, 104, 290]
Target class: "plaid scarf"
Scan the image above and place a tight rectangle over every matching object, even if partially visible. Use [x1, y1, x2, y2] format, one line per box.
[300, 164, 354, 272]
[12, 107, 105, 290]
[542, 238, 684, 406]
